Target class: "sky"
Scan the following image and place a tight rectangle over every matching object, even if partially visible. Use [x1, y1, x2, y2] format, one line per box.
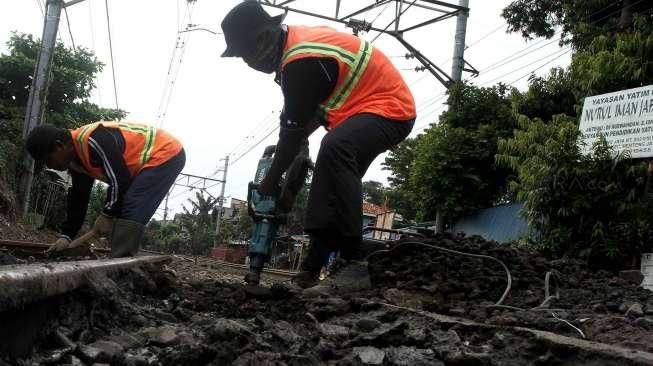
[0, 0, 572, 219]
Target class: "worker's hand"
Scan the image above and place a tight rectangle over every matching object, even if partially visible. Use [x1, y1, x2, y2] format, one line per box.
[48, 236, 71, 253]
[93, 214, 114, 238]
[258, 174, 280, 197]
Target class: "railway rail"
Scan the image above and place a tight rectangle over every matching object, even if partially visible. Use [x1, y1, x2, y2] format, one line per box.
[169, 252, 297, 278]
[0, 238, 111, 254]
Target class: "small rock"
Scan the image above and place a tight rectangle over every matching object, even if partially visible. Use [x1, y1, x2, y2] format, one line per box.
[353, 346, 385, 365]
[89, 340, 123, 356]
[383, 288, 405, 305]
[106, 334, 142, 350]
[449, 308, 466, 317]
[618, 302, 630, 314]
[78, 346, 103, 363]
[619, 270, 644, 285]
[123, 354, 149, 366]
[608, 289, 625, 300]
[206, 318, 250, 341]
[153, 309, 178, 323]
[356, 318, 382, 332]
[142, 326, 179, 346]
[626, 303, 644, 318]
[385, 346, 442, 366]
[592, 303, 607, 313]
[605, 301, 620, 312]
[634, 317, 653, 330]
[319, 323, 350, 338]
[309, 297, 351, 319]
[271, 320, 301, 344]
[317, 339, 336, 361]
[131, 314, 149, 326]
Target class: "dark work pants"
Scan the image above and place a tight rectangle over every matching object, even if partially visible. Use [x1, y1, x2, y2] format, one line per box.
[121, 149, 186, 224]
[302, 113, 414, 270]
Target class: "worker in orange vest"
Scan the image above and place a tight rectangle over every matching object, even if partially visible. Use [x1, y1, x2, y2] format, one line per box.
[221, 1, 416, 296]
[25, 121, 185, 257]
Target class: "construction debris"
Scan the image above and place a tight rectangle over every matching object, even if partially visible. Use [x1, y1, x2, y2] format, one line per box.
[1, 234, 652, 365]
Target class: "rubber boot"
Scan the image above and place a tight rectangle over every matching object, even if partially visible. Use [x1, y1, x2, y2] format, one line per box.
[292, 237, 333, 289]
[302, 260, 372, 298]
[110, 218, 144, 258]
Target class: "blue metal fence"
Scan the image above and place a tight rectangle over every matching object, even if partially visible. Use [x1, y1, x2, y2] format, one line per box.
[453, 202, 529, 243]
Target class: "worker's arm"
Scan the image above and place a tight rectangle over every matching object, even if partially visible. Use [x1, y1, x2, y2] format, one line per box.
[59, 170, 94, 240]
[87, 125, 132, 217]
[258, 57, 338, 195]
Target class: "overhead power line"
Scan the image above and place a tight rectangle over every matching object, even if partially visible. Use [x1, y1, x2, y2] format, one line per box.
[230, 124, 280, 166]
[63, 7, 76, 50]
[105, 0, 119, 110]
[156, 0, 196, 127]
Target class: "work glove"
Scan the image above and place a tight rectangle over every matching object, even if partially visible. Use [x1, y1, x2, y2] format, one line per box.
[48, 236, 71, 253]
[93, 213, 114, 238]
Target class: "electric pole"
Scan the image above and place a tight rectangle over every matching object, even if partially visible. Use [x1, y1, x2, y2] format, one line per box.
[451, 0, 469, 82]
[19, 0, 63, 218]
[163, 192, 170, 222]
[215, 155, 230, 238]
[435, 0, 469, 233]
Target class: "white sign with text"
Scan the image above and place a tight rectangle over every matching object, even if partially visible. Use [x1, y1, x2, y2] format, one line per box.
[580, 85, 653, 158]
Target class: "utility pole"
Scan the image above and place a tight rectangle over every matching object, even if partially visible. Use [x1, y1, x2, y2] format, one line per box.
[215, 155, 230, 238]
[435, 0, 469, 233]
[450, 0, 469, 82]
[19, 0, 63, 218]
[163, 192, 170, 222]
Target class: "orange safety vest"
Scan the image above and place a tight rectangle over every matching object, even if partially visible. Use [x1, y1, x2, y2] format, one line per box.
[281, 25, 416, 129]
[70, 121, 182, 182]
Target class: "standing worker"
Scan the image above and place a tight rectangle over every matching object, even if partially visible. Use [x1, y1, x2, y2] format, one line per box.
[25, 121, 185, 257]
[221, 1, 416, 296]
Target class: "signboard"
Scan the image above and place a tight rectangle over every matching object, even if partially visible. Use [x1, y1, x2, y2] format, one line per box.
[580, 85, 653, 158]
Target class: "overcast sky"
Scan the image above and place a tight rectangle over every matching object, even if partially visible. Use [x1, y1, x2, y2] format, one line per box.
[1, 0, 571, 219]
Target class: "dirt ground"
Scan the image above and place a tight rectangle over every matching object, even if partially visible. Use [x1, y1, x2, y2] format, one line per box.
[1, 232, 653, 365]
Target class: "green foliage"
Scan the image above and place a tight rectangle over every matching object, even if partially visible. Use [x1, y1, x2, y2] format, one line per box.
[362, 180, 385, 206]
[85, 183, 107, 226]
[409, 83, 517, 223]
[179, 192, 219, 254]
[283, 172, 311, 235]
[502, 0, 653, 50]
[383, 137, 420, 220]
[497, 114, 651, 266]
[512, 68, 578, 121]
[569, 16, 653, 97]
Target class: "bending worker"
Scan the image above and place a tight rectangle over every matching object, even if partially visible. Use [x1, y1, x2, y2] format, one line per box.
[221, 1, 416, 295]
[25, 121, 185, 257]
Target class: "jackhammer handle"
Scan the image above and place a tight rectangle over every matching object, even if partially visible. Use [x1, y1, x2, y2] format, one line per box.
[67, 229, 97, 249]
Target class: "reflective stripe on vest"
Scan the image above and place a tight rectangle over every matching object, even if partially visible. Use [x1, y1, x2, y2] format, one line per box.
[115, 122, 156, 165]
[76, 122, 156, 167]
[282, 39, 373, 117]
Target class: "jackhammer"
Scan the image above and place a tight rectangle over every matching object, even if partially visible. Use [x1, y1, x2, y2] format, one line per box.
[244, 140, 311, 286]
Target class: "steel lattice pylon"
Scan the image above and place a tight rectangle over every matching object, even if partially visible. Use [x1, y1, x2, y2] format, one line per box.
[258, 0, 478, 86]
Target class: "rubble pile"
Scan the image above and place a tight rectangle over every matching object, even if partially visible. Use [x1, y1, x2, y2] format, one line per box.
[1, 234, 653, 365]
[367, 234, 653, 352]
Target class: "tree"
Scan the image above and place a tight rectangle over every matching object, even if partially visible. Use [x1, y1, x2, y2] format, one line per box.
[362, 180, 385, 206]
[496, 115, 651, 267]
[177, 192, 219, 254]
[383, 136, 421, 221]
[502, 0, 653, 50]
[409, 83, 517, 223]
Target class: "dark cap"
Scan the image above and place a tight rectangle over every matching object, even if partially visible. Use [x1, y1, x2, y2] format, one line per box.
[221, 1, 283, 57]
